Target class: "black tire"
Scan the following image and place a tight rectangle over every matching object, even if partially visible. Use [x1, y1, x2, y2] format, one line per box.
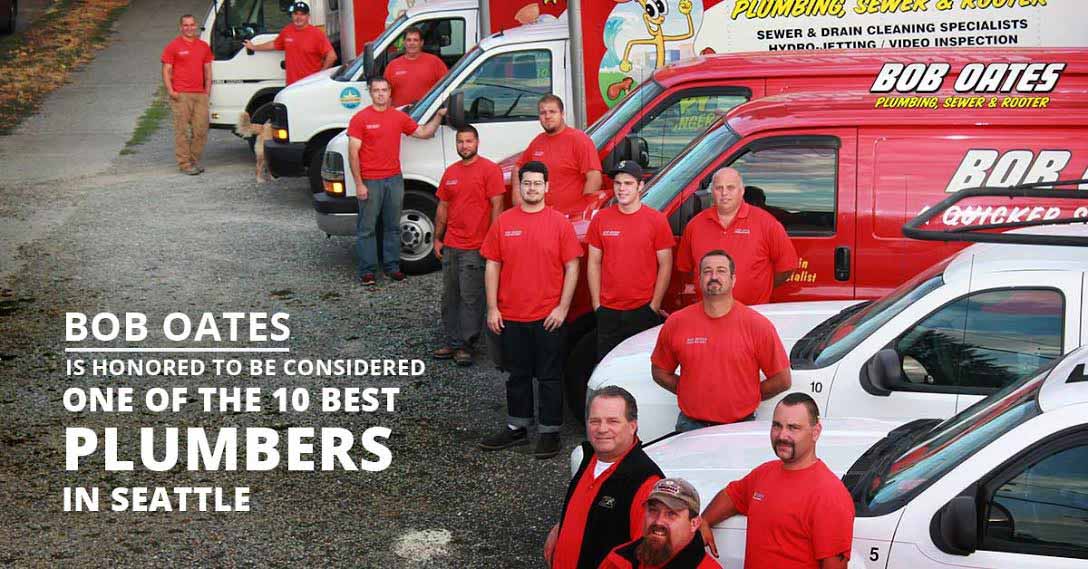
[563, 330, 598, 423]
[399, 188, 440, 275]
[307, 139, 329, 193]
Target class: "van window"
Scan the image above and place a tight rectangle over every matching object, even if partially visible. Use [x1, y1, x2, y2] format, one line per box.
[212, 0, 293, 61]
[459, 50, 552, 124]
[984, 443, 1088, 557]
[893, 288, 1064, 392]
[634, 93, 748, 170]
[385, 18, 467, 69]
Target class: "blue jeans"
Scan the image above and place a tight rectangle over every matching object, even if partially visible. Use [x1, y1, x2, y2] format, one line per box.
[355, 174, 404, 276]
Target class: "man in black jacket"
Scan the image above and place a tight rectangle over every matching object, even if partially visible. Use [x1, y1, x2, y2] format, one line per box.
[544, 386, 664, 569]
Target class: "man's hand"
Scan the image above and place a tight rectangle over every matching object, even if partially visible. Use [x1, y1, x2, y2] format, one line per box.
[650, 302, 666, 317]
[436, 107, 448, 119]
[243, 40, 254, 50]
[168, 90, 179, 101]
[543, 524, 559, 565]
[434, 238, 444, 259]
[543, 305, 568, 332]
[487, 307, 504, 335]
[356, 181, 369, 201]
[700, 523, 718, 558]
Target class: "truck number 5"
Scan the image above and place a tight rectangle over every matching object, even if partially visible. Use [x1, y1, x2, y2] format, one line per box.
[869, 546, 880, 561]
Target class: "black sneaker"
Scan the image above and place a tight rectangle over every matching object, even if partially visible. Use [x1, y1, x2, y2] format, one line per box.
[478, 427, 528, 451]
[534, 433, 561, 459]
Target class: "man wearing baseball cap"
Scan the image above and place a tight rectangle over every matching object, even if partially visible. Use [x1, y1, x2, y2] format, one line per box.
[586, 159, 672, 362]
[245, 2, 337, 85]
[599, 478, 720, 569]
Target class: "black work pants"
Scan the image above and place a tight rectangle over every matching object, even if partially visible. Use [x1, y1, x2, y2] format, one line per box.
[501, 319, 565, 433]
[595, 303, 663, 362]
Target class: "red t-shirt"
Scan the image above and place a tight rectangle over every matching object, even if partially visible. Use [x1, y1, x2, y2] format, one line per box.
[480, 207, 582, 322]
[725, 459, 855, 569]
[676, 203, 798, 305]
[587, 205, 674, 310]
[437, 157, 505, 250]
[650, 302, 788, 424]
[384, 52, 447, 107]
[516, 127, 602, 216]
[552, 453, 660, 569]
[274, 24, 334, 85]
[161, 36, 212, 93]
[346, 106, 419, 179]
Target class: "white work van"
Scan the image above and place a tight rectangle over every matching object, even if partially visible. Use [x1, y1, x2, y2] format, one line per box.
[588, 218, 1088, 442]
[640, 342, 1088, 568]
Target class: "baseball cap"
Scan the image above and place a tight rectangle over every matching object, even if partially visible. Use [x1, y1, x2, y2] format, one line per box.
[647, 478, 700, 515]
[609, 159, 643, 180]
[290, 1, 310, 13]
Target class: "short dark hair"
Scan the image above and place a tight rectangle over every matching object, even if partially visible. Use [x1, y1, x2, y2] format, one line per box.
[455, 124, 479, 139]
[588, 385, 638, 421]
[538, 93, 564, 112]
[519, 160, 548, 182]
[778, 392, 819, 425]
[699, 249, 735, 275]
[404, 26, 423, 40]
[179, 14, 196, 24]
[368, 76, 391, 90]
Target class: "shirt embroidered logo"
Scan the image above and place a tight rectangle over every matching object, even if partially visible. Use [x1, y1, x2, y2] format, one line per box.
[503, 230, 523, 237]
[602, 230, 621, 237]
[753, 491, 765, 501]
[598, 496, 616, 509]
[366, 124, 381, 129]
[685, 337, 708, 345]
[735, 228, 751, 234]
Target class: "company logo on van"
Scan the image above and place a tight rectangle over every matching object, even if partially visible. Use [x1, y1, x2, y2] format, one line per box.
[340, 87, 362, 110]
[870, 62, 1065, 110]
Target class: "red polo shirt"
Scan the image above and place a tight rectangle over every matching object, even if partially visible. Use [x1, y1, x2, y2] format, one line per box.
[346, 106, 419, 179]
[587, 204, 674, 310]
[161, 37, 212, 93]
[725, 459, 854, 568]
[516, 127, 601, 216]
[552, 452, 661, 569]
[384, 52, 447, 106]
[274, 24, 334, 85]
[436, 157, 505, 250]
[650, 302, 788, 424]
[480, 207, 582, 322]
[676, 203, 798, 305]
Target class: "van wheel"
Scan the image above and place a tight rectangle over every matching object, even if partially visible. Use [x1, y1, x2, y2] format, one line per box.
[400, 189, 440, 275]
[308, 143, 326, 193]
[563, 331, 597, 423]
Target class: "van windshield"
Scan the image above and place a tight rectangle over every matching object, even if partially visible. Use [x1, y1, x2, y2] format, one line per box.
[410, 44, 484, 122]
[586, 80, 665, 149]
[641, 123, 738, 211]
[338, 14, 408, 81]
[796, 258, 951, 368]
[858, 365, 1044, 515]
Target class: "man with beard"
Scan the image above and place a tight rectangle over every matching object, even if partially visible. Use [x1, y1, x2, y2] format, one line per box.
[650, 250, 791, 432]
[676, 168, 797, 305]
[479, 161, 581, 459]
[587, 160, 672, 362]
[244, 2, 337, 86]
[514, 95, 602, 216]
[432, 125, 505, 366]
[599, 478, 720, 569]
[698, 393, 854, 568]
[545, 386, 664, 569]
[384, 26, 448, 107]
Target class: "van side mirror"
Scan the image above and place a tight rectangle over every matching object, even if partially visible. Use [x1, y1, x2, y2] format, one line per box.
[446, 91, 465, 129]
[932, 496, 978, 555]
[860, 349, 903, 396]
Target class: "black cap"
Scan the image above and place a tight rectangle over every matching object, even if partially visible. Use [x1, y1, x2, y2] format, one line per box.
[290, 1, 310, 14]
[609, 159, 643, 180]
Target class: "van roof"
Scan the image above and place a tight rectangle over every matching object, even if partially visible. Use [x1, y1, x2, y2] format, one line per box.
[942, 224, 1088, 289]
[653, 47, 1088, 88]
[408, 0, 480, 16]
[1038, 344, 1088, 413]
[478, 11, 567, 50]
[725, 91, 1088, 135]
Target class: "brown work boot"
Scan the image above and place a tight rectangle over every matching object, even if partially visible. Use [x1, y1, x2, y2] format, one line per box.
[433, 346, 455, 360]
[454, 348, 473, 367]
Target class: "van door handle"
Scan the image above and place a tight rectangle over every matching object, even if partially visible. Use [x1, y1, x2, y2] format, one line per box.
[834, 246, 851, 281]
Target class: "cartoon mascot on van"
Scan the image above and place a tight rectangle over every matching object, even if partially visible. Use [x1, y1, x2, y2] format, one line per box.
[603, 0, 702, 105]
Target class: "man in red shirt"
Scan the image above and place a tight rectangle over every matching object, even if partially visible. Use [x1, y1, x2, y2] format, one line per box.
[699, 393, 855, 569]
[587, 160, 673, 361]
[161, 14, 213, 175]
[514, 95, 602, 216]
[600, 478, 721, 569]
[544, 386, 663, 569]
[651, 250, 791, 432]
[346, 77, 445, 285]
[479, 161, 582, 459]
[244, 2, 337, 85]
[433, 124, 504, 366]
[676, 168, 798, 305]
[383, 26, 448, 107]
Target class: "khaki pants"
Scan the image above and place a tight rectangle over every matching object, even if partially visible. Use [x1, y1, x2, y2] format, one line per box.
[170, 92, 209, 169]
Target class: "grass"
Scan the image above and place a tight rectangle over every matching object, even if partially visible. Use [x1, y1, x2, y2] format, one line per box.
[0, 0, 131, 135]
[120, 88, 169, 155]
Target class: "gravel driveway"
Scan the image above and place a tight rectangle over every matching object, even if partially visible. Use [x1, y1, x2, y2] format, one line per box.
[0, 126, 581, 567]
